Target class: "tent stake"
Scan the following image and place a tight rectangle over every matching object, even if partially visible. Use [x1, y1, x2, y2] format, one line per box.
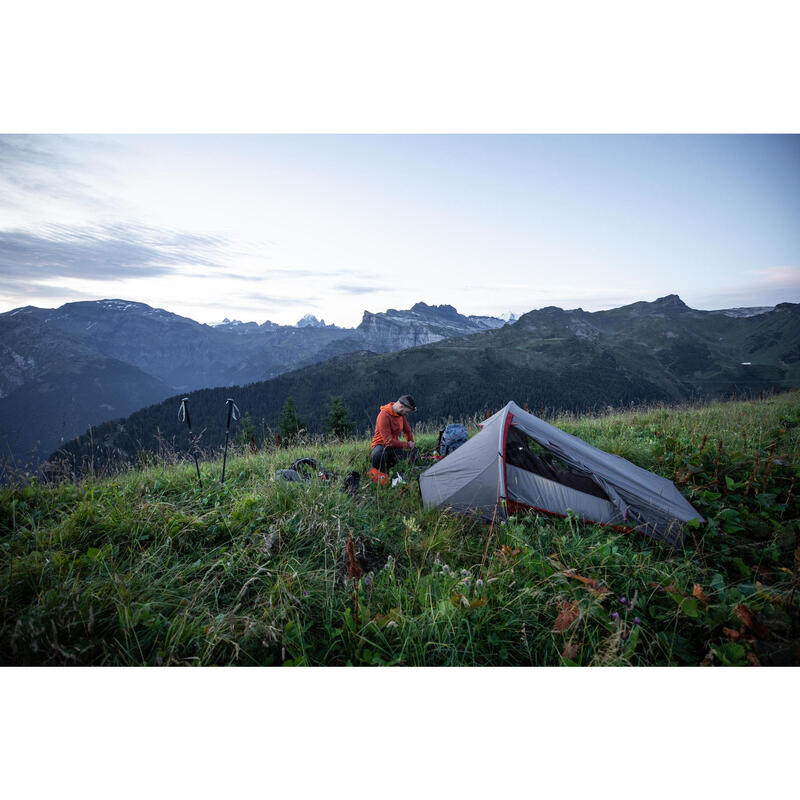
[479, 501, 500, 579]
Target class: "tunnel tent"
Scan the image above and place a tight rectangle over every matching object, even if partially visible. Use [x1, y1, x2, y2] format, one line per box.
[418, 401, 704, 547]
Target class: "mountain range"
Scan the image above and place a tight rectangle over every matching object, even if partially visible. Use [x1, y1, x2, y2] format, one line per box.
[46, 294, 800, 478]
[0, 299, 512, 470]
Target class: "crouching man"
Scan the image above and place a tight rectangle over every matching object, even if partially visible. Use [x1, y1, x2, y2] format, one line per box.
[371, 394, 419, 471]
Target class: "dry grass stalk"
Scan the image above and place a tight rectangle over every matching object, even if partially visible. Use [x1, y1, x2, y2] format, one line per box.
[781, 476, 795, 521]
[761, 442, 777, 487]
[750, 452, 761, 486]
[346, 532, 362, 626]
[712, 440, 723, 486]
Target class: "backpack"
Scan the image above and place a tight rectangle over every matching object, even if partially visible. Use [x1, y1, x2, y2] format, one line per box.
[437, 423, 468, 457]
[277, 457, 330, 483]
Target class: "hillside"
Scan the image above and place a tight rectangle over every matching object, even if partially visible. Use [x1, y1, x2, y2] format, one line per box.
[52, 296, 800, 474]
[2, 392, 798, 666]
[0, 313, 174, 474]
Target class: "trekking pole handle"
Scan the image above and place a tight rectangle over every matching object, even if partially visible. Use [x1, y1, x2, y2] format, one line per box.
[225, 398, 240, 429]
[179, 398, 192, 431]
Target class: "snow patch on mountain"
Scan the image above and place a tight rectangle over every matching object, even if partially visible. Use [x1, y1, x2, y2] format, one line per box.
[711, 306, 774, 318]
[297, 314, 333, 328]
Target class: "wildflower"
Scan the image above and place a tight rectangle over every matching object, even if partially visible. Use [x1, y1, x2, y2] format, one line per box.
[364, 575, 372, 588]
[620, 596, 627, 605]
[633, 617, 641, 625]
[611, 612, 619, 620]
[303, 591, 310, 597]
[463, 578, 471, 587]
[442, 564, 450, 573]
[461, 569, 470, 577]
[476, 579, 484, 588]
[434, 556, 441, 566]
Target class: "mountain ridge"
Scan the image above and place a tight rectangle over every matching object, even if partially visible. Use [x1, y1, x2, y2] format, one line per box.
[48, 296, 798, 476]
[0, 298, 511, 468]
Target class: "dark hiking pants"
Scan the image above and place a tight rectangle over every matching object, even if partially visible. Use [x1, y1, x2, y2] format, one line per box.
[371, 445, 419, 471]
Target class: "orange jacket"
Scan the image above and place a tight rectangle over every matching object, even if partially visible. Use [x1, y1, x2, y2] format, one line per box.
[371, 403, 414, 449]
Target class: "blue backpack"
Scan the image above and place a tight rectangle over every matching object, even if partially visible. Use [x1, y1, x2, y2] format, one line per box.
[437, 423, 468, 457]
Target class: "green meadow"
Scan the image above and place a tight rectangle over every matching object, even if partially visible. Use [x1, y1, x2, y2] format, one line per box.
[2, 391, 798, 666]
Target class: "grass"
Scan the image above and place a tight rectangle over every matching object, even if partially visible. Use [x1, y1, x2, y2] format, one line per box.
[1, 391, 798, 665]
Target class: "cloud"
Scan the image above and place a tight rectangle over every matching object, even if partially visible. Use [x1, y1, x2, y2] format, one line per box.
[334, 284, 383, 294]
[255, 267, 350, 279]
[0, 135, 74, 182]
[0, 224, 229, 282]
[178, 271, 264, 282]
[176, 292, 321, 315]
[0, 283, 98, 304]
[242, 292, 320, 309]
[687, 265, 800, 310]
[212, 272, 265, 282]
[751, 266, 800, 285]
[0, 135, 117, 210]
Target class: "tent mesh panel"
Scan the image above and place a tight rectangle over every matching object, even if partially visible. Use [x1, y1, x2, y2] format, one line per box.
[505, 425, 609, 501]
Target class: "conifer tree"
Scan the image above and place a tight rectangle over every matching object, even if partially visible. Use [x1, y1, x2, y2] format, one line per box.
[235, 411, 258, 450]
[323, 396, 353, 439]
[278, 396, 306, 440]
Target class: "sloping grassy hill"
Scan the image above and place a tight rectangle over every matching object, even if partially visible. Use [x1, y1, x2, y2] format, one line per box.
[2, 391, 798, 665]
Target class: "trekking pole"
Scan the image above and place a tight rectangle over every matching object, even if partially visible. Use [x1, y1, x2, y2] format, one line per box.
[221, 398, 240, 484]
[178, 398, 202, 488]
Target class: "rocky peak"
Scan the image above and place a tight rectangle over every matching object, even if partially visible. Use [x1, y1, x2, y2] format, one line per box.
[296, 313, 329, 328]
[213, 318, 261, 333]
[410, 302, 462, 321]
[354, 302, 506, 353]
[652, 294, 690, 311]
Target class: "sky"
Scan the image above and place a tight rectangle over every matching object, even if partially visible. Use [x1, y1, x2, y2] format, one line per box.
[1, 133, 798, 327]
